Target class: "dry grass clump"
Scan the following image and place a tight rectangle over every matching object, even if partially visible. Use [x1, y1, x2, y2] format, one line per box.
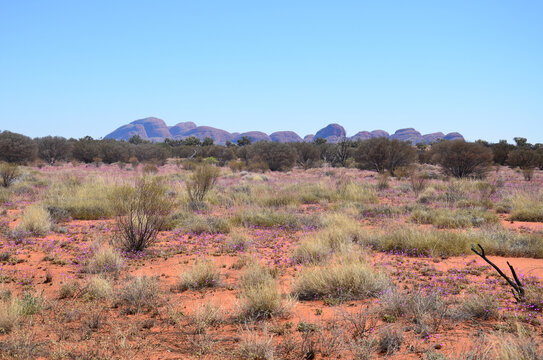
[496, 336, 541, 360]
[233, 208, 319, 230]
[58, 281, 81, 299]
[45, 178, 119, 220]
[472, 228, 543, 258]
[84, 276, 113, 301]
[177, 258, 221, 291]
[16, 204, 51, 236]
[292, 214, 362, 264]
[454, 293, 500, 320]
[223, 229, 252, 253]
[0, 188, 12, 204]
[410, 207, 499, 228]
[509, 192, 543, 222]
[180, 214, 232, 234]
[119, 276, 160, 313]
[335, 180, 378, 204]
[0, 299, 21, 334]
[292, 256, 390, 302]
[238, 330, 275, 360]
[378, 326, 404, 355]
[238, 263, 291, 320]
[85, 245, 124, 275]
[191, 303, 223, 333]
[359, 227, 472, 257]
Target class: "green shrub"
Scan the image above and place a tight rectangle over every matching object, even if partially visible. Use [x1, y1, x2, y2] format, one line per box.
[16, 204, 51, 236]
[292, 256, 390, 301]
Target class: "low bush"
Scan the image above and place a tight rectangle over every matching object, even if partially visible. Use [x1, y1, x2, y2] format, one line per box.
[113, 176, 174, 251]
[292, 256, 390, 302]
[16, 204, 51, 236]
[378, 326, 404, 355]
[186, 164, 220, 202]
[0, 162, 20, 188]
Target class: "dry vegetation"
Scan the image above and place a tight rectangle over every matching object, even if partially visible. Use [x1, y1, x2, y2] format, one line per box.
[0, 161, 542, 359]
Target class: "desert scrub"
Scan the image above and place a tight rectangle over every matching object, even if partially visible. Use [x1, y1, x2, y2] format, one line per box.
[410, 207, 499, 228]
[359, 227, 472, 257]
[509, 192, 543, 222]
[177, 258, 221, 291]
[112, 176, 175, 251]
[119, 276, 160, 313]
[240, 263, 277, 290]
[85, 246, 124, 274]
[44, 178, 120, 220]
[238, 330, 275, 360]
[0, 188, 11, 204]
[186, 163, 220, 203]
[292, 256, 390, 302]
[191, 303, 223, 333]
[16, 204, 51, 236]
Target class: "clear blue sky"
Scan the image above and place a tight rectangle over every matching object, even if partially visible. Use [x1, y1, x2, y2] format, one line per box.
[1, 1, 542, 143]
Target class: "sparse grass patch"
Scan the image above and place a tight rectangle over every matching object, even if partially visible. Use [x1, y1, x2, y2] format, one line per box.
[223, 229, 252, 253]
[58, 281, 81, 299]
[509, 193, 543, 222]
[16, 204, 51, 236]
[238, 330, 275, 360]
[177, 258, 221, 291]
[233, 208, 318, 230]
[238, 279, 292, 320]
[410, 207, 499, 228]
[292, 256, 390, 302]
[191, 303, 223, 333]
[0, 299, 20, 334]
[454, 293, 500, 320]
[378, 326, 403, 355]
[180, 214, 232, 234]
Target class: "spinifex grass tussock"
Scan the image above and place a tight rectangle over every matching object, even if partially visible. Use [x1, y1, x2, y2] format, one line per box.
[177, 258, 221, 291]
[292, 255, 390, 302]
[84, 276, 113, 301]
[44, 177, 120, 220]
[0, 298, 21, 334]
[238, 278, 292, 321]
[85, 245, 124, 274]
[232, 207, 320, 230]
[239, 263, 276, 290]
[509, 192, 543, 222]
[119, 276, 160, 313]
[16, 204, 51, 236]
[334, 180, 378, 204]
[453, 293, 500, 320]
[410, 207, 499, 228]
[470, 227, 543, 258]
[292, 214, 362, 264]
[179, 214, 232, 234]
[238, 329, 275, 360]
[191, 303, 223, 333]
[359, 227, 472, 257]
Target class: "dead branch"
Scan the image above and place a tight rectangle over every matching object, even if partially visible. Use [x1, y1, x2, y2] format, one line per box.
[471, 244, 525, 302]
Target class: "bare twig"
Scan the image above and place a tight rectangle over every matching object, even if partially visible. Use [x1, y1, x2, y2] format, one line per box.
[471, 244, 525, 302]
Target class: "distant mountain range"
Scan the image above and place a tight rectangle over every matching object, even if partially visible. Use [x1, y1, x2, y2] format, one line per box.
[104, 117, 464, 145]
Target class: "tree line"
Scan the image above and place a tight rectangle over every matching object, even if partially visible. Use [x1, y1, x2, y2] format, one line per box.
[0, 130, 542, 178]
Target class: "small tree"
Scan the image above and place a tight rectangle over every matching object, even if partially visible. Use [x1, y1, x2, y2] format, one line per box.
[113, 177, 174, 251]
[507, 149, 539, 181]
[355, 138, 417, 176]
[0, 162, 20, 187]
[294, 142, 320, 169]
[430, 140, 493, 178]
[186, 164, 220, 202]
[36, 136, 72, 165]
